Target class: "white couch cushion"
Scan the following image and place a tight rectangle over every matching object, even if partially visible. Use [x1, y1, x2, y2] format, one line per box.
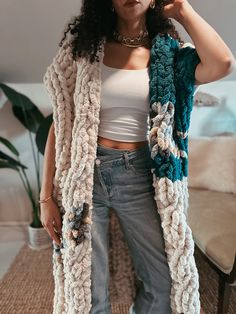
[188, 135, 236, 193]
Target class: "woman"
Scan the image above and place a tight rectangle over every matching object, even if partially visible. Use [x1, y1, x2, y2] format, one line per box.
[40, 1, 235, 313]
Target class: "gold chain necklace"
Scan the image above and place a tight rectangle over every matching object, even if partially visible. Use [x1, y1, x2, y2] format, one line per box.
[112, 29, 150, 48]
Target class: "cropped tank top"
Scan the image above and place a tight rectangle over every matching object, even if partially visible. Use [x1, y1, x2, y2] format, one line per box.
[98, 62, 199, 142]
[98, 62, 150, 142]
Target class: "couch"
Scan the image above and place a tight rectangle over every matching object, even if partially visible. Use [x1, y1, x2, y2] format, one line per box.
[187, 135, 236, 314]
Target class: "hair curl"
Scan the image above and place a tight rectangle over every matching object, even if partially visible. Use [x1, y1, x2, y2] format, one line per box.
[59, 0, 184, 63]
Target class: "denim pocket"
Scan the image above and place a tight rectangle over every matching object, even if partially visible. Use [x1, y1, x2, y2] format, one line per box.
[129, 155, 152, 176]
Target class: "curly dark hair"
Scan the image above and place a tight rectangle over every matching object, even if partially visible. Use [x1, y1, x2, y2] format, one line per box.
[59, 0, 184, 63]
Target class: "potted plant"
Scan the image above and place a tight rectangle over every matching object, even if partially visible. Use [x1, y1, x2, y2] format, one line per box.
[0, 82, 53, 250]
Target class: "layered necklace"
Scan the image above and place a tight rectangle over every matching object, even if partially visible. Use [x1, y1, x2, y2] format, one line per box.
[112, 29, 150, 48]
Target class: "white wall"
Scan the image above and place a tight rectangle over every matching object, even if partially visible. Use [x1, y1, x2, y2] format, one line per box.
[0, 0, 82, 83]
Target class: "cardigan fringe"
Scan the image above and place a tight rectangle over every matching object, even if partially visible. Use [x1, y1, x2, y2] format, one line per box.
[43, 33, 201, 314]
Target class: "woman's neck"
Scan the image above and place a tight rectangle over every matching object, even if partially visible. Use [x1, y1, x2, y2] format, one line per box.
[116, 17, 147, 37]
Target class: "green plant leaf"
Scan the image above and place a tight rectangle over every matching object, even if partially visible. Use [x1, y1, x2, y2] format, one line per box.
[0, 83, 44, 133]
[36, 114, 53, 155]
[0, 160, 19, 170]
[0, 151, 27, 169]
[0, 136, 20, 156]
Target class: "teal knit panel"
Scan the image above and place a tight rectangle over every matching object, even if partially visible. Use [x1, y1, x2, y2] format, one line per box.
[173, 43, 201, 177]
[149, 33, 177, 106]
[149, 33, 201, 181]
[173, 44, 201, 146]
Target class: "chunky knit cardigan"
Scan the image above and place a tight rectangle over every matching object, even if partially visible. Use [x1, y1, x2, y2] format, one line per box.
[43, 33, 201, 314]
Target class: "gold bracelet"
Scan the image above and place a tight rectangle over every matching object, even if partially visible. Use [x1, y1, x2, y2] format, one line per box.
[38, 195, 53, 204]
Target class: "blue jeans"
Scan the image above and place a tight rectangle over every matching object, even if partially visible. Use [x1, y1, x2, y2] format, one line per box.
[91, 142, 172, 314]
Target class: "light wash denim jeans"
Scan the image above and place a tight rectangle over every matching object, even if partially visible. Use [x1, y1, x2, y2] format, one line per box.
[90, 142, 172, 314]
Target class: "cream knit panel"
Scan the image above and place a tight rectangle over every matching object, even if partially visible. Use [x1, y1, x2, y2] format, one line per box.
[43, 40, 77, 212]
[60, 59, 99, 314]
[52, 255, 66, 314]
[152, 176, 200, 314]
[149, 101, 187, 159]
[46, 39, 105, 313]
[60, 42, 105, 314]
[43, 41, 77, 313]
[62, 57, 92, 209]
[149, 100, 200, 313]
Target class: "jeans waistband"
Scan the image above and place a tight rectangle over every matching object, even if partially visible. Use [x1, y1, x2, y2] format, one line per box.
[96, 142, 151, 162]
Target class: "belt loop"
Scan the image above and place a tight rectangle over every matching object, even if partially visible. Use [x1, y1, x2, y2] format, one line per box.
[123, 152, 130, 169]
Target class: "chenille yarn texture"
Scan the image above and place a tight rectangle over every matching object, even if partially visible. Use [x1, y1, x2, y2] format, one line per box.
[43, 33, 201, 314]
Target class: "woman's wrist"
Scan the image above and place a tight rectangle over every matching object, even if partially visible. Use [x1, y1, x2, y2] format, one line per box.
[40, 182, 53, 202]
[39, 194, 53, 204]
[174, 2, 195, 24]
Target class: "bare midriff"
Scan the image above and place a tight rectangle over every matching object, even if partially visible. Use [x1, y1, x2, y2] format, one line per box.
[97, 135, 148, 151]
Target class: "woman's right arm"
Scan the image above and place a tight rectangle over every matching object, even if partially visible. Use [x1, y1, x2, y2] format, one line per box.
[40, 121, 62, 245]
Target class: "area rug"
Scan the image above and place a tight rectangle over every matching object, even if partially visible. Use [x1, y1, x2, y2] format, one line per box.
[0, 215, 235, 314]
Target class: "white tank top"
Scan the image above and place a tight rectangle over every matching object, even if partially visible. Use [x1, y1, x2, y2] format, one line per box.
[98, 62, 199, 142]
[98, 62, 150, 142]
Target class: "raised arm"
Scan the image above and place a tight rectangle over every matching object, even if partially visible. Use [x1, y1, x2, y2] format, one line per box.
[164, 0, 236, 84]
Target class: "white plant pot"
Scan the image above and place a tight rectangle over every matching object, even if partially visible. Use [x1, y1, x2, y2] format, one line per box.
[28, 223, 52, 250]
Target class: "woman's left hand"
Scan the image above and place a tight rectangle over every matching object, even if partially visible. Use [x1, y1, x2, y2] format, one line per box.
[162, 0, 190, 20]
